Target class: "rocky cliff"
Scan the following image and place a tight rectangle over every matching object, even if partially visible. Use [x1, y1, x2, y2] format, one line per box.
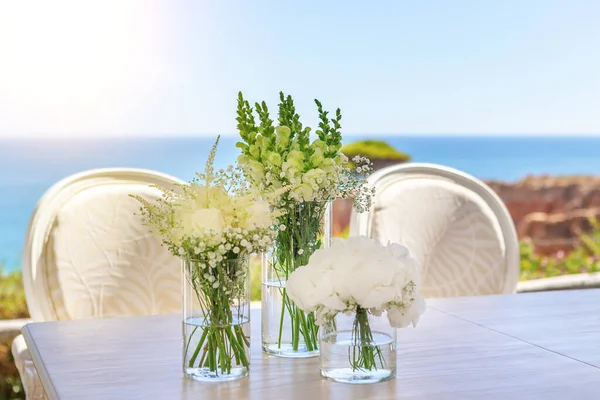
[486, 176, 600, 254]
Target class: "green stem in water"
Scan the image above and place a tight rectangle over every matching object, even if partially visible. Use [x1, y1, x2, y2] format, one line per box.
[349, 307, 386, 372]
[188, 326, 208, 368]
[272, 202, 325, 352]
[184, 260, 250, 375]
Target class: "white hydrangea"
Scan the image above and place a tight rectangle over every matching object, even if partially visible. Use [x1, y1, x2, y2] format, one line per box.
[286, 236, 426, 328]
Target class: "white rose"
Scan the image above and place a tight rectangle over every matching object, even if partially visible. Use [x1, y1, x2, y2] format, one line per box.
[178, 208, 224, 237]
[244, 201, 272, 229]
[169, 227, 185, 246]
[190, 185, 231, 209]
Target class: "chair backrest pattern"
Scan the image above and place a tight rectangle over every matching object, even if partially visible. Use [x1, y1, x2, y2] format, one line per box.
[22, 169, 184, 321]
[350, 163, 520, 298]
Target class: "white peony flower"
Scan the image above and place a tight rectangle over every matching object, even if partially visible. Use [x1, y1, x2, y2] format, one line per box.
[387, 295, 427, 328]
[286, 267, 315, 311]
[286, 236, 426, 327]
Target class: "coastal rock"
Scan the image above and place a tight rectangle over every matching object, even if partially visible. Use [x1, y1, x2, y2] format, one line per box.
[332, 173, 600, 256]
[517, 208, 600, 254]
[486, 176, 600, 254]
[486, 176, 600, 221]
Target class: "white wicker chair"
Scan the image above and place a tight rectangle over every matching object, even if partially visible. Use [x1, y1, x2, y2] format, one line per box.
[350, 163, 520, 298]
[11, 168, 184, 399]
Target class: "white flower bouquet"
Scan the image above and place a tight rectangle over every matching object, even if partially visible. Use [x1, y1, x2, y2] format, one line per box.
[235, 92, 375, 356]
[286, 237, 426, 381]
[132, 138, 278, 381]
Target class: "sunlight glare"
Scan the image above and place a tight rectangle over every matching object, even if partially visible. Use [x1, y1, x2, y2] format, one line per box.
[0, 1, 168, 137]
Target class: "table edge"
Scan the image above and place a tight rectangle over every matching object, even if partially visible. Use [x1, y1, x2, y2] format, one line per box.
[22, 324, 60, 400]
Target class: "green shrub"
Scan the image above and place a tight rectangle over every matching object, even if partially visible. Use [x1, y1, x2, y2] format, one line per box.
[0, 266, 27, 400]
[341, 140, 410, 161]
[0, 339, 24, 400]
[0, 267, 28, 320]
[519, 218, 600, 280]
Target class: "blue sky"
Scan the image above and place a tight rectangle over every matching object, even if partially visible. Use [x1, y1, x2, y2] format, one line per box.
[0, 0, 599, 137]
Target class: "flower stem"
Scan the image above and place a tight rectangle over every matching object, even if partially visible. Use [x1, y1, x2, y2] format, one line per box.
[349, 307, 385, 372]
[272, 201, 325, 352]
[184, 259, 250, 375]
[277, 286, 287, 349]
[188, 326, 208, 367]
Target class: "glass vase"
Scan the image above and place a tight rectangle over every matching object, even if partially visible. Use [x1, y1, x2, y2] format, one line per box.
[182, 257, 250, 382]
[262, 200, 332, 357]
[320, 308, 397, 384]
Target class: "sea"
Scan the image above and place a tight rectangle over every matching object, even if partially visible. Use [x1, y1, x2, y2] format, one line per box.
[1, 135, 600, 271]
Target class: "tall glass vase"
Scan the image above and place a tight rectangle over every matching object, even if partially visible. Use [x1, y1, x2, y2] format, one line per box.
[183, 257, 250, 382]
[262, 200, 332, 357]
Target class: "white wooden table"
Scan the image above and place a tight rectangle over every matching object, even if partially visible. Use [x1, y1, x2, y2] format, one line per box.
[22, 289, 600, 399]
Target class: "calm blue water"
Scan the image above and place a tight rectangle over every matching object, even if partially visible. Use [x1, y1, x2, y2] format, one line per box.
[1, 135, 599, 271]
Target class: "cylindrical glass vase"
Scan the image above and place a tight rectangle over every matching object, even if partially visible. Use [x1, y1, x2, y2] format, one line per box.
[183, 257, 250, 382]
[320, 308, 397, 384]
[262, 200, 332, 357]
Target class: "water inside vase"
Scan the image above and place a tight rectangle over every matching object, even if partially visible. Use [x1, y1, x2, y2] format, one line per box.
[261, 278, 320, 358]
[320, 330, 396, 384]
[183, 315, 250, 382]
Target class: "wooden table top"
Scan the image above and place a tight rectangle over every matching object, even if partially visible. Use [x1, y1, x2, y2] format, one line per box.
[23, 289, 600, 400]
